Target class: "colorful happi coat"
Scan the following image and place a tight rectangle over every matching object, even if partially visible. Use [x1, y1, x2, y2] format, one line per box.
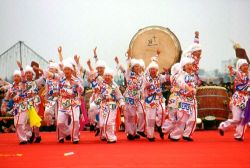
[58, 77, 83, 113]
[19, 80, 41, 112]
[4, 82, 22, 116]
[177, 71, 197, 115]
[123, 71, 143, 106]
[230, 71, 250, 110]
[143, 74, 169, 108]
[45, 76, 60, 108]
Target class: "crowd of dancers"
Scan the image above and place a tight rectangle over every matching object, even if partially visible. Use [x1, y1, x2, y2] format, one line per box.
[0, 31, 249, 144]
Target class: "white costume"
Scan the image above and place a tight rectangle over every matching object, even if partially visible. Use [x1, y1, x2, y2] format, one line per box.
[218, 59, 249, 141]
[44, 63, 60, 126]
[164, 57, 197, 141]
[19, 66, 45, 143]
[91, 69, 125, 143]
[162, 63, 181, 134]
[142, 61, 169, 141]
[1, 70, 33, 144]
[117, 58, 145, 139]
[57, 62, 84, 143]
[88, 60, 106, 131]
[182, 42, 202, 139]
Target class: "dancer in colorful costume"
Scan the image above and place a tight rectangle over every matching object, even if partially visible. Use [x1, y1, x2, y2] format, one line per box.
[219, 59, 250, 141]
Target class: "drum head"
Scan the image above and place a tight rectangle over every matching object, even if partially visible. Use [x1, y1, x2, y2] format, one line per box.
[129, 26, 182, 72]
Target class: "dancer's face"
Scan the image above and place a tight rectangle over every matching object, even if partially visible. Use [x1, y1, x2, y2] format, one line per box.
[132, 64, 140, 75]
[63, 67, 72, 78]
[240, 64, 249, 73]
[184, 63, 194, 74]
[149, 68, 158, 78]
[96, 67, 105, 76]
[25, 71, 33, 81]
[104, 74, 113, 84]
[13, 75, 21, 83]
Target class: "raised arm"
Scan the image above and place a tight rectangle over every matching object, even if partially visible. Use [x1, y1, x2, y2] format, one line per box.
[115, 56, 126, 74]
[176, 72, 196, 95]
[16, 61, 26, 82]
[93, 47, 98, 63]
[228, 65, 236, 77]
[87, 59, 94, 72]
[74, 54, 82, 77]
[194, 31, 199, 44]
[58, 46, 63, 63]
[127, 48, 132, 59]
[156, 49, 160, 56]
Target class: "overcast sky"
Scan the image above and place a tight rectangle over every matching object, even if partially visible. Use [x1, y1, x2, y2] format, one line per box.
[0, 0, 250, 71]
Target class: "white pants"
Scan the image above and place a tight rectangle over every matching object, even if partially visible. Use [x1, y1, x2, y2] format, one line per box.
[145, 102, 164, 139]
[219, 106, 247, 139]
[162, 93, 179, 134]
[99, 103, 117, 142]
[168, 110, 190, 139]
[124, 100, 145, 135]
[44, 100, 58, 126]
[14, 112, 32, 142]
[162, 107, 178, 134]
[124, 103, 137, 136]
[183, 102, 197, 138]
[57, 106, 80, 141]
[88, 102, 99, 125]
[136, 100, 145, 133]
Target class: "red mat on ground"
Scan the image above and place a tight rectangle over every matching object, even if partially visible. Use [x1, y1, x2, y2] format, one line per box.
[0, 130, 250, 168]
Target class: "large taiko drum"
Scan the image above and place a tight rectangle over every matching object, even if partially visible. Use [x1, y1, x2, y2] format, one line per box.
[129, 26, 182, 72]
[196, 86, 230, 120]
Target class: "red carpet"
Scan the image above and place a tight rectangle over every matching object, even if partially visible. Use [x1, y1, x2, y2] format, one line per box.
[0, 130, 250, 168]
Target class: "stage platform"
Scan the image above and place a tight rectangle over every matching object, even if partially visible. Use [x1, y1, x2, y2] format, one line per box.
[0, 130, 250, 168]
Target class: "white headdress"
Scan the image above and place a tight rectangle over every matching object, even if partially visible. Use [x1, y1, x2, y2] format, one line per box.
[24, 65, 35, 75]
[13, 70, 21, 76]
[104, 68, 114, 76]
[147, 61, 159, 70]
[130, 59, 140, 68]
[95, 60, 106, 68]
[180, 57, 194, 68]
[138, 59, 145, 69]
[63, 60, 74, 70]
[236, 59, 248, 71]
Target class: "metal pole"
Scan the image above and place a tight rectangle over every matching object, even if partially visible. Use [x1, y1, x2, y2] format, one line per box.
[19, 41, 22, 64]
